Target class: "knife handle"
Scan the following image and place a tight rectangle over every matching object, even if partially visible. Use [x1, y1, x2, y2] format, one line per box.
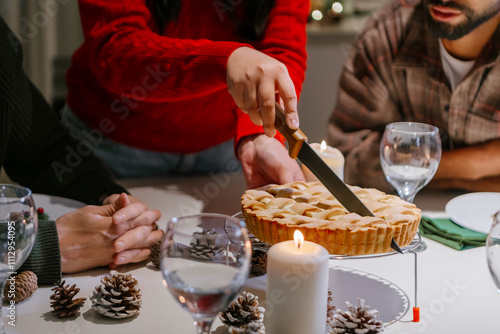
[274, 102, 308, 159]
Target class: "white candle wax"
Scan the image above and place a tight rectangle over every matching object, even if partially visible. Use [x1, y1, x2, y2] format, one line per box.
[303, 141, 344, 182]
[265, 238, 329, 334]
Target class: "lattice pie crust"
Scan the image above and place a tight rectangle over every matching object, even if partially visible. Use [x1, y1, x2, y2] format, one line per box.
[241, 181, 421, 255]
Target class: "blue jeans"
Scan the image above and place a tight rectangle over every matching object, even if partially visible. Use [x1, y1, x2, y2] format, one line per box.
[60, 105, 241, 178]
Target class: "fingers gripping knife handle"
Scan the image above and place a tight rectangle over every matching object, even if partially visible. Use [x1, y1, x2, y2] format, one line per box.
[274, 102, 307, 159]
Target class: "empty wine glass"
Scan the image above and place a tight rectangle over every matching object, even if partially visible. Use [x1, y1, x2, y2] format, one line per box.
[487, 211, 500, 292]
[0, 185, 38, 333]
[380, 122, 442, 203]
[160, 213, 251, 334]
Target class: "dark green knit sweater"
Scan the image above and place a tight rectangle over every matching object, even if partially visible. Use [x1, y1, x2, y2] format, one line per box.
[1, 17, 128, 284]
[19, 219, 61, 285]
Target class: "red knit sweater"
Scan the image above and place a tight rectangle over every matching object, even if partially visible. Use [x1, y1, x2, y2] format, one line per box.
[66, 0, 308, 153]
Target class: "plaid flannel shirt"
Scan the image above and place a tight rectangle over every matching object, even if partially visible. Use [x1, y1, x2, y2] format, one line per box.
[328, 0, 500, 191]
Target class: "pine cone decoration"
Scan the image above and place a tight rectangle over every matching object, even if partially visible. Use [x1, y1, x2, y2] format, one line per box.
[90, 271, 142, 319]
[50, 280, 86, 318]
[326, 290, 336, 328]
[329, 298, 384, 334]
[3, 271, 38, 303]
[189, 229, 222, 260]
[250, 250, 267, 276]
[220, 291, 264, 329]
[228, 322, 265, 334]
[149, 240, 161, 268]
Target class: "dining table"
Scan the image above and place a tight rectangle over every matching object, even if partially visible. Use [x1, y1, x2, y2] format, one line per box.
[6, 172, 500, 334]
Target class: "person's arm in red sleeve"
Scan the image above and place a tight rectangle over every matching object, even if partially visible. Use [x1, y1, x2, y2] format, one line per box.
[228, 0, 308, 140]
[255, 0, 309, 96]
[230, 0, 309, 188]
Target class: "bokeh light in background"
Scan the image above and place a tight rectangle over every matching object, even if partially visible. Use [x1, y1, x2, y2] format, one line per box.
[308, 0, 349, 25]
[332, 2, 343, 14]
[311, 9, 323, 21]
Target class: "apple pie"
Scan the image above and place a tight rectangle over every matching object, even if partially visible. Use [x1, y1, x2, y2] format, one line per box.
[241, 181, 421, 255]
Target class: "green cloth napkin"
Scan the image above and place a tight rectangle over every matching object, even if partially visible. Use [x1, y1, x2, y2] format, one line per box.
[419, 216, 487, 250]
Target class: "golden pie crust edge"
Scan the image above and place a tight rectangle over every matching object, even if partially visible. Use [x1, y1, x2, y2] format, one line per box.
[241, 182, 422, 255]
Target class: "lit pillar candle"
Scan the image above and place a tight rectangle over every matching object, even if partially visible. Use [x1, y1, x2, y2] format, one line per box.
[302, 140, 345, 182]
[265, 231, 329, 334]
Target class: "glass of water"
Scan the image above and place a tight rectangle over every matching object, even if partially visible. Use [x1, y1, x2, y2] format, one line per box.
[160, 213, 251, 334]
[487, 212, 500, 292]
[0, 185, 38, 333]
[380, 122, 442, 203]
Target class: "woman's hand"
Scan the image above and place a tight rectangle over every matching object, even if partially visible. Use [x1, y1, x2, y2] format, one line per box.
[56, 193, 162, 273]
[238, 134, 305, 188]
[227, 47, 299, 137]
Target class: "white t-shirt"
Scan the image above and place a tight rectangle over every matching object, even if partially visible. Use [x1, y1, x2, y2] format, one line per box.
[439, 40, 475, 91]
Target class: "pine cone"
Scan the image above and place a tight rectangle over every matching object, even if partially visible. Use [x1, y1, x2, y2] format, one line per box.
[50, 280, 86, 318]
[329, 298, 384, 334]
[90, 271, 142, 319]
[326, 290, 336, 328]
[250, 250, 267, 276]
[149, 240, 161, 268]
[3, 271, 38, 303]
[228, 322, 265, 334]
[189, 229, 222, 260]
[9, 212, 23, 222]
[220, 291, 264, 329]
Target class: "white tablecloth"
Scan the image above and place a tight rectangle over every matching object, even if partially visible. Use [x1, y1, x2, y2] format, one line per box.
[7, 173, 500, 334]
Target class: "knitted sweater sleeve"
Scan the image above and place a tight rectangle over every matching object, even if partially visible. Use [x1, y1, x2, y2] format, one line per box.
[0, 17, 127, 205]
[253, 0, 309, 98]
[3, 66, 127, 205]
[235, 0, 309, 146]
[19, 219, 61, 286]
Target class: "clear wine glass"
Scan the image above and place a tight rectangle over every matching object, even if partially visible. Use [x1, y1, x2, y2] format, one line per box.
[487, 211, 500, 292]
[0, 185, 38, 333]
[380, 122, 441, 252]
[160, 213, 251, 334]
[380, 122, 442, 203]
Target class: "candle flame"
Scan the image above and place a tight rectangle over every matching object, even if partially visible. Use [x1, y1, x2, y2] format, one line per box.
[320, 140, 327, 151]
[294, 230, 304, 249]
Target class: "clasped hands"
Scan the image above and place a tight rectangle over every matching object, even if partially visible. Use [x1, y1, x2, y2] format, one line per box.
[56, 193, 163, 273]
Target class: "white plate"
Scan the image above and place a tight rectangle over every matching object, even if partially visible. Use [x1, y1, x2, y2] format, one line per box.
[445, 192, 500, 234]
[33, 194, 85, 220]
[244, 265, 409, 325]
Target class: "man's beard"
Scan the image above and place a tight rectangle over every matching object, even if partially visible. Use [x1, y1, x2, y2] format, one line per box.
[424, 0, 500, 40]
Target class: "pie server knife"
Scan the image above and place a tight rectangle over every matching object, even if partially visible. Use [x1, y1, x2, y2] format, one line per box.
[273, 102, 403, 254]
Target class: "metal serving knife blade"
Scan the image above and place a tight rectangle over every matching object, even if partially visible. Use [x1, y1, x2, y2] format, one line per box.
[274, 103, 403, 253]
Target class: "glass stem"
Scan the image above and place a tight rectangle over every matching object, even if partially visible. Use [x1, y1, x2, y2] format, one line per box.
[399, 192, 416, 203]
[399, 191, 428, 251]
[194, 319, 213, 334]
